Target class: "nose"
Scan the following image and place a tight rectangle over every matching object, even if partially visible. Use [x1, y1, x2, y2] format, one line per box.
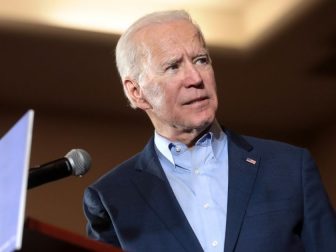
[183, 62, 203, 88]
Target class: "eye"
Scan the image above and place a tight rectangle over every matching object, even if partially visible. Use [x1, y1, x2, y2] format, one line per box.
[166, 63, 179, 71]
[195, 55, 210, 65]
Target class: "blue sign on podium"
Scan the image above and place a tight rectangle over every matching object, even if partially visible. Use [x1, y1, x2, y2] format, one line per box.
[0, 110, 34, 252]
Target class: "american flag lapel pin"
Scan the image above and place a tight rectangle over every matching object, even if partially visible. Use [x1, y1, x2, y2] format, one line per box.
[246, 157, 257, 165]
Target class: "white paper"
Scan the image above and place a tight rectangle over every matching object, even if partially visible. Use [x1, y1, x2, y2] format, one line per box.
[0, 110, 34, 252]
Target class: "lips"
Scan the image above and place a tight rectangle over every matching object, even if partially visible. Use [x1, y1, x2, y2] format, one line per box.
[182, 96, 209, 105]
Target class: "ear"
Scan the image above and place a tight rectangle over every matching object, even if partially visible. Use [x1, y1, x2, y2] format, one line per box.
[124, 79, 152, 110]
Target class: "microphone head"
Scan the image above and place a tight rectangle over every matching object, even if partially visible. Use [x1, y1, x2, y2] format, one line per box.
[65, 149, 92, 176]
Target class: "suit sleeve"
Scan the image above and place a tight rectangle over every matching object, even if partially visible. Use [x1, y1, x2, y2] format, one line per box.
[301, 149, 336, 251]
[83, 186, 121, 247]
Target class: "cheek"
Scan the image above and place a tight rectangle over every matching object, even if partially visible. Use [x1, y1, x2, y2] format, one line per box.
[206, 72, 217, 89]
[142, 83, 165, 109]
[206, 77, 218, 101]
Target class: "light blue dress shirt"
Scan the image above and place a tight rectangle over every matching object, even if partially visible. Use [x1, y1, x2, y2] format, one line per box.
[154, 122, 228, 252]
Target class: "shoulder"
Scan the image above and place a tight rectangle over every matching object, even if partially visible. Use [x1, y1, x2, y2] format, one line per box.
[225, 128, 311, 163]
[244, 135, 304, 152]
[89, 151, 142, 191]
[226, 128, 306, 153]
[88, 137, 156, 192]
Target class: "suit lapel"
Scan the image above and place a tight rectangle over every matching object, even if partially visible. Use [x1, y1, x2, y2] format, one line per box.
[224, 130, 260, 252]
[131, 138, 203, 252]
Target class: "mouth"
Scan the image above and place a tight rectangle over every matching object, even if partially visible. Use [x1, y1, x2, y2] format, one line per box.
[182, 96, 209, 106]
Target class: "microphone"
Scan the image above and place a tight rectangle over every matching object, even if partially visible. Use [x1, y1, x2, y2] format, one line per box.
[28, 149, 91, 189]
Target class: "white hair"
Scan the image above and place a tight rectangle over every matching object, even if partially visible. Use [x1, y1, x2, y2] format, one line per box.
[115, 10, 205, 109]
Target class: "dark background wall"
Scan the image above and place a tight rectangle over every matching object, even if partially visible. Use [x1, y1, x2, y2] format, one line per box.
[0, 0, 335, 237]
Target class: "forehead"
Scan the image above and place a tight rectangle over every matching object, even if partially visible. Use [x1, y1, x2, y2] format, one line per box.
[136, 20, 206, 57]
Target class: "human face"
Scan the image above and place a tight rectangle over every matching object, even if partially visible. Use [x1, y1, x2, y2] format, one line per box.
[138, 20, 218, 138]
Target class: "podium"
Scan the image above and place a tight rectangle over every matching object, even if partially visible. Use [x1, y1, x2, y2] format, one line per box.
[20, 217, 121, 251]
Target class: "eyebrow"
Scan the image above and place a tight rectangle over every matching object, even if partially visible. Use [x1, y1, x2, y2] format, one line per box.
[160, 48, 209, 66]
[161, 56, 182, 68]
[194, 49, 210, 58]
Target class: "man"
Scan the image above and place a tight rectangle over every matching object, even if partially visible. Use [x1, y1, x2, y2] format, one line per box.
[83, 10, 336, 252]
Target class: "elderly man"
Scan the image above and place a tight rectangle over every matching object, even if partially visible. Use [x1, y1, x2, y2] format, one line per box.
[83, 10, 336, 252]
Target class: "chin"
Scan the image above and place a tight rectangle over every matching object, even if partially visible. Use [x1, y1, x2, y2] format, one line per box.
[189, 114, 215, 131]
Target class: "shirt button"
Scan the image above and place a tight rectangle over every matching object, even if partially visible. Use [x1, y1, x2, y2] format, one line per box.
[212, 240, 218, 247]
[194, 168, 200, 175]
[175, 146, 181, 152]
[203, 203, 210, 209]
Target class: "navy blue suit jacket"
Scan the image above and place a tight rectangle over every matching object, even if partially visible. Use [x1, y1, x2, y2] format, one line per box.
[83, 130, 336, 251]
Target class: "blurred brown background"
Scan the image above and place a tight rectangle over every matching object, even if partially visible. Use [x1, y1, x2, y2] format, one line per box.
[0, 0, 335, 237]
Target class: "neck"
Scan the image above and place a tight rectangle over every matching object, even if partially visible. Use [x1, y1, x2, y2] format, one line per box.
[154, 122, 213, 147]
